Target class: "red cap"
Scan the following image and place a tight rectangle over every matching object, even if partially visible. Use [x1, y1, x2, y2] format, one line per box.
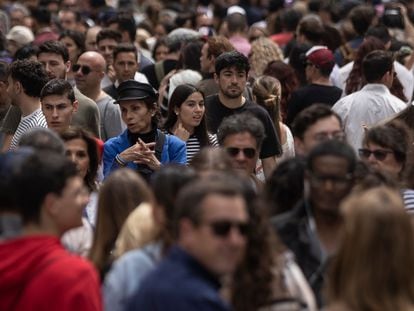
[306, 46, 335, 70]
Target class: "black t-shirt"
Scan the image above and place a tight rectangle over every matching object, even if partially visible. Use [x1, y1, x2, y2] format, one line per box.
[205, 94, 282, 158]
[286, 84, 342, 126]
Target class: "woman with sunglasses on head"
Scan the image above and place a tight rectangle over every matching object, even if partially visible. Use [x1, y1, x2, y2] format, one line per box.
[163, 84, 218, 163]
[359, 120, 414, 211]
[103, 80, 187, 181]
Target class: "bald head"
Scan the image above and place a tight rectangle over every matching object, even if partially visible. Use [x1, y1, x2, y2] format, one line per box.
[74, 51, 106, 95]
[79, 51, 106, 71]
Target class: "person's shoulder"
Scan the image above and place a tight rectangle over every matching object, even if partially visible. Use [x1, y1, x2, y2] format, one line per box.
[271, 203, 305, 230]
[104, 130, 127, 146]
[74, 88, 96, 106]
[205, 94, 219, 105]
[165, 132, 186, 146]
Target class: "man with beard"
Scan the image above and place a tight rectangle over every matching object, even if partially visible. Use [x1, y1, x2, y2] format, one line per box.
[204, 50, 281, 178]
[0, 41, 100, 150]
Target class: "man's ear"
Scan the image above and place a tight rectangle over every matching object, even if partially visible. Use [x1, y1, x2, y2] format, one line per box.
[214, 72, 219, 83]
[43, 192, 59, 218]
[294, 136, 305, 156]
[179, 218, 197, 245]
[14, 80, 22, 94]
[65, 61, 71, 73]
[72, 100, 79, 113]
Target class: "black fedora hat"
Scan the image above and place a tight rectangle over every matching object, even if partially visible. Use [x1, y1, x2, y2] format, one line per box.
[115, 80, 157, 103]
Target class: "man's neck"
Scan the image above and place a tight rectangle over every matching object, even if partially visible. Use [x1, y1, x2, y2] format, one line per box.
[311, 76, 332, 86]
[81, 87, 103, 102]
[218, 93, 245, 109]
[18, 97, 41, 117]
[22, 223, 60, 237]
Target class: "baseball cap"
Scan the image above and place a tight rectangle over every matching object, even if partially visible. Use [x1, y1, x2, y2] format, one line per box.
[115, 80, 157, 103]
[6, 26, 34, 46]
[227, 5, 246, 16]
[305, 46, 335, 70]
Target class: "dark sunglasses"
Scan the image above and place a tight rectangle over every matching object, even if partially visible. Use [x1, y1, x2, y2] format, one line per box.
[207, 220, 249, 237]
[226, 147, 256, 159]
[72, 64, 91, 75]
[358, 148, 394, 161]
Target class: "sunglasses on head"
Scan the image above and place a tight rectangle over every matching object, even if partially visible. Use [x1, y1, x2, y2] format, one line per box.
[226, 147, 256, 159]
[72, 64, 91, 75]
[207, 220, 249, 238]
[358, 148, 394, 161]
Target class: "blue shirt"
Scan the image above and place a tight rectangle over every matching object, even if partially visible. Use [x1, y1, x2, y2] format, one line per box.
[125, 246, 231, 311]
[103, 129, 187, 178]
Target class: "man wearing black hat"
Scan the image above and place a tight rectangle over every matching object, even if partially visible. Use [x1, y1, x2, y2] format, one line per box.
[103, 80, 186, 180]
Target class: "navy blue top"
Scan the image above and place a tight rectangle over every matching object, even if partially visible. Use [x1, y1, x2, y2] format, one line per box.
[125, 246, 231, 311]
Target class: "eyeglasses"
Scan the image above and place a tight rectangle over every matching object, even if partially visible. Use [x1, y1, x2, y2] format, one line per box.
[226, 147, 256, 159]
[308, 172, 353, 187]
[72, 64, 92, 75]
[358, 148, 395, 161]
[313, 131, 346, 142]
[206, 220, 249, 238]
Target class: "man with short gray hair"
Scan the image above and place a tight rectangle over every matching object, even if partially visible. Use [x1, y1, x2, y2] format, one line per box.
[218, 112, 265, 188]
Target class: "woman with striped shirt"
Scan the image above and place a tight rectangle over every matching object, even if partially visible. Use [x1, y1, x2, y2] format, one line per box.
[164, 84, 217, 163]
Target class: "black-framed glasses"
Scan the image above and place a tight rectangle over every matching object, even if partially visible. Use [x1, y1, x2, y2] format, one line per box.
[358, 148, 395, 161]
[206, 220, 249, 238]
[72, 64, 92, 75]
[226, 147, 256, 159]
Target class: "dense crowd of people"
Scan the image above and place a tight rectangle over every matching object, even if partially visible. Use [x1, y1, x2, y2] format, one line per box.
[1, 0, 414, 310]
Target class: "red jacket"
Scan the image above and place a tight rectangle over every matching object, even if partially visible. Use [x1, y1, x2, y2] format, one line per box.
[0, 235, 102, 311]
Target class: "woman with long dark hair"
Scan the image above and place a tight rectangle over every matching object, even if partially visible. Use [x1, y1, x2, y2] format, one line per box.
[163, 84, 217, 163]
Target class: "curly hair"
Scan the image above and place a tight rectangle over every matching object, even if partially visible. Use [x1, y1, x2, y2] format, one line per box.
[9, 59, 49, 98]
[231, 199, 290, 310]
[249, 37, 284, 77]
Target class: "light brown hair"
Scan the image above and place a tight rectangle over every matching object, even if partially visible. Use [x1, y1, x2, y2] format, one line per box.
[327, 187, 414, 311]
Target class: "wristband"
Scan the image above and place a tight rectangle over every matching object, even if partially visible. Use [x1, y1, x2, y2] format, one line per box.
[115, 154, 128, 166]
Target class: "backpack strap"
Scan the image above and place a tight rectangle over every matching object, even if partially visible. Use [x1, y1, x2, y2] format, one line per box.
[154, 61, 165, 85]
[155, 130, 166, 161]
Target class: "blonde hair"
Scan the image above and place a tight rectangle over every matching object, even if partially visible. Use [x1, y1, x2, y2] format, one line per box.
[252, 75, 282, 139]
[250, 37, 284, 76]
[327, 186, 414, 311]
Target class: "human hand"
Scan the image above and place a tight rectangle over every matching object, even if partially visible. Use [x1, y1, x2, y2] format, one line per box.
[132, 138, 161, 170]
[173, 121, 190, 141]
[119, 140, 156, 163]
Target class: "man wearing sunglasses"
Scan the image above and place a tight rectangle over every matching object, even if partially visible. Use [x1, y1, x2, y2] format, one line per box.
[127, 175, 249, 311]
[74, 51, 125, 141]
[273, 140, 356, 307]
[217, 112, 264, 190]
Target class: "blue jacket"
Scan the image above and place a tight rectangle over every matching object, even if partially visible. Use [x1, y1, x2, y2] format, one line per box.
[125, 246, 231, 311]
[103, 129, 186, 178]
